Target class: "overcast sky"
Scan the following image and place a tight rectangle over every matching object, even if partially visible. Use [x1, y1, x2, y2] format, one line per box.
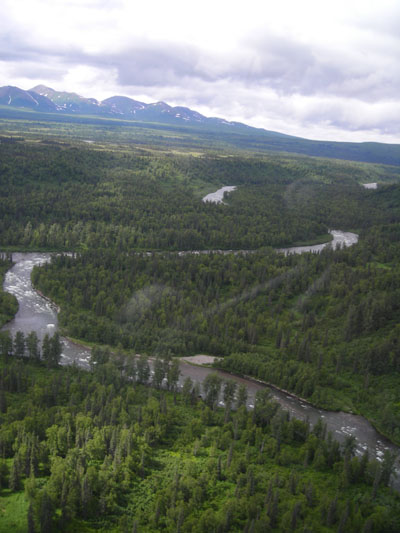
[1, 0, 399, 143]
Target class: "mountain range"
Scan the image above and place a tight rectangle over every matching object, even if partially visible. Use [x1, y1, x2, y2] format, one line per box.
[0, 84, 255, 131]
[0, 84, 399, 166]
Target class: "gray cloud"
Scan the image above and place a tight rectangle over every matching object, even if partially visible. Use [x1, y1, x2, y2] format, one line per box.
[0, 33, 37, 62]
[354, 5, 400, 40]
[0, 33, 208, 87]
[1, 1, 399, 143]
[92, 33, 400, 112]
[233, 34, 315, 86]
[8, 62, 66, 81]
[2, 22, 399, 104]
[109, 44, 209, 87]
[227, 32, 400, 103]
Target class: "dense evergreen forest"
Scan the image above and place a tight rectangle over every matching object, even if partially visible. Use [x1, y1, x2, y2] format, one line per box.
[1, 128, 400, 531]
[0, 137, 400, 251]
[32, 224, 400, 444]
[0, 351, 399, 532]
[0, 254, 18, 327]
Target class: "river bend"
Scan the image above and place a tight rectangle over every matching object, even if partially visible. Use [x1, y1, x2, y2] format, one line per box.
[2, 245, 399, 489]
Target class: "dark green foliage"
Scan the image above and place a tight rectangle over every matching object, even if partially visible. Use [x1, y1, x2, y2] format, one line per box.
[136, 354, 150, 384]
[0, 331, 13, 359]
[27, 502, 35, 533]
[1, 127, 400, 531]
[202, 373, 222, 410]
[13, 330, 25, 358]
[1, 138, 399, 253]
[31, 223, 400, 442]
[153, 356, 166, 389]
[167, 358, 181, 394]
[0, 254, 18, 327]
[223, 380, 236, 421]
[0, 357, 399, 532]
[8, 457, 21, 491]
[26, 331, 40, 361]
[41, 332, 61, 368]
[237, 384, 248, 408]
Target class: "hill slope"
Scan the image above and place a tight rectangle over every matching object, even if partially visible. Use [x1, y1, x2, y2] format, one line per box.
[0, 84, 399, 165]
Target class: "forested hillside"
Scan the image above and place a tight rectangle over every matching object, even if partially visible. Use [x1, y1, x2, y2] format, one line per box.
[0, 254, 18, 327]
[32, 224, 400, 444]
[0, 352, 399, 532]
[2, 135, 400, 441]
[1, 129, 400, 532]
[1, 102, 400, 165]
[0, 137, 399, 251]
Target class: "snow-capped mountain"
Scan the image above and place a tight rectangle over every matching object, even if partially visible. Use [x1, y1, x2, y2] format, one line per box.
[0, 84, 250, 130]
[0, 86, 59, 112]
[1, 84, 399, 166]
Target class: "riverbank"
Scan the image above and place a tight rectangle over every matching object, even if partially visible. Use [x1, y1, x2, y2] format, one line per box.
[1, 228, 355, 259]
[35, 288, 61, 313]
[2, 356, 399, 532]
[214, 364, 400, 447]
[214, 356, 400, 450]
[0, 260, 18, 328]
[277, 232, 333, 248]
[3, 245, 400, 485]
[181, 354, 219, 366]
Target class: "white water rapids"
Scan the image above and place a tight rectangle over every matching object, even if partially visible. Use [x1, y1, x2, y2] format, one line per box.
[2, 236, 399, 490]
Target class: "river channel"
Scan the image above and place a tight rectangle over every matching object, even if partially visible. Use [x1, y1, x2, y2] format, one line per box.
[2, 241, 399, 489]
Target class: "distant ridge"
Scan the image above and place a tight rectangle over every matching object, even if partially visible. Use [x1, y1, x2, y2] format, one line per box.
[29, 85, 256, 131]
[0, 85, 58, 112]
[0, 84, 399, 166]
[0, 84, 292, 134]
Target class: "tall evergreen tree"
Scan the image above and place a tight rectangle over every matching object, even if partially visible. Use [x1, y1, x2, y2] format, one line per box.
[50, 332, 62, 367]
[42, 334, 52, 367]
[223, 380, 237, 421]
[136, 354, 150, 384]
[9, 457, 21, 491]
[152, 356, 165, 389]
[26, 331, 40, 362]
[14, 330, 25, 358]
[202, 373, 222, 410]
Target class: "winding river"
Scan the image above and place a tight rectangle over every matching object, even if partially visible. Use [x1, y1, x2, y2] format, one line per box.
[1, 253, 91, 367]
[277, 230, 359, 255]
[2, 240, 399, 489]
[202, 186, 237, 204]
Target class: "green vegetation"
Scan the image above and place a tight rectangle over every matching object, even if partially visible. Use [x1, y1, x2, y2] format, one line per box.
[31, 224, 400, 444]
[0, 135, 399, 253]
[0, 352, 399, 532]
[1, 131, 400, 442]
[1, 123, 400, 531]
[0, 254, 18, 327]
[2, 105, 400, 165]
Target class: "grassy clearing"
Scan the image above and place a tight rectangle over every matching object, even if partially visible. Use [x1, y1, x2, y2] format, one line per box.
[0, 491, 28, 533]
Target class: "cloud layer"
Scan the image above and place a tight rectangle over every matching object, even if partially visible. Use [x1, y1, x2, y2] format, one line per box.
[1, 0, 399, 143]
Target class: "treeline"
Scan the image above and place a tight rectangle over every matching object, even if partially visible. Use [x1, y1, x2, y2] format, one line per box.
[0, 253, 18, 326]
[219, 224, 400, 441]
[32, 224, 400, 443]
[32, 247, 294, 353]
[1, 139, 399, 252]
[0, 353, 399, 532]
[0, 330, 62, 368]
